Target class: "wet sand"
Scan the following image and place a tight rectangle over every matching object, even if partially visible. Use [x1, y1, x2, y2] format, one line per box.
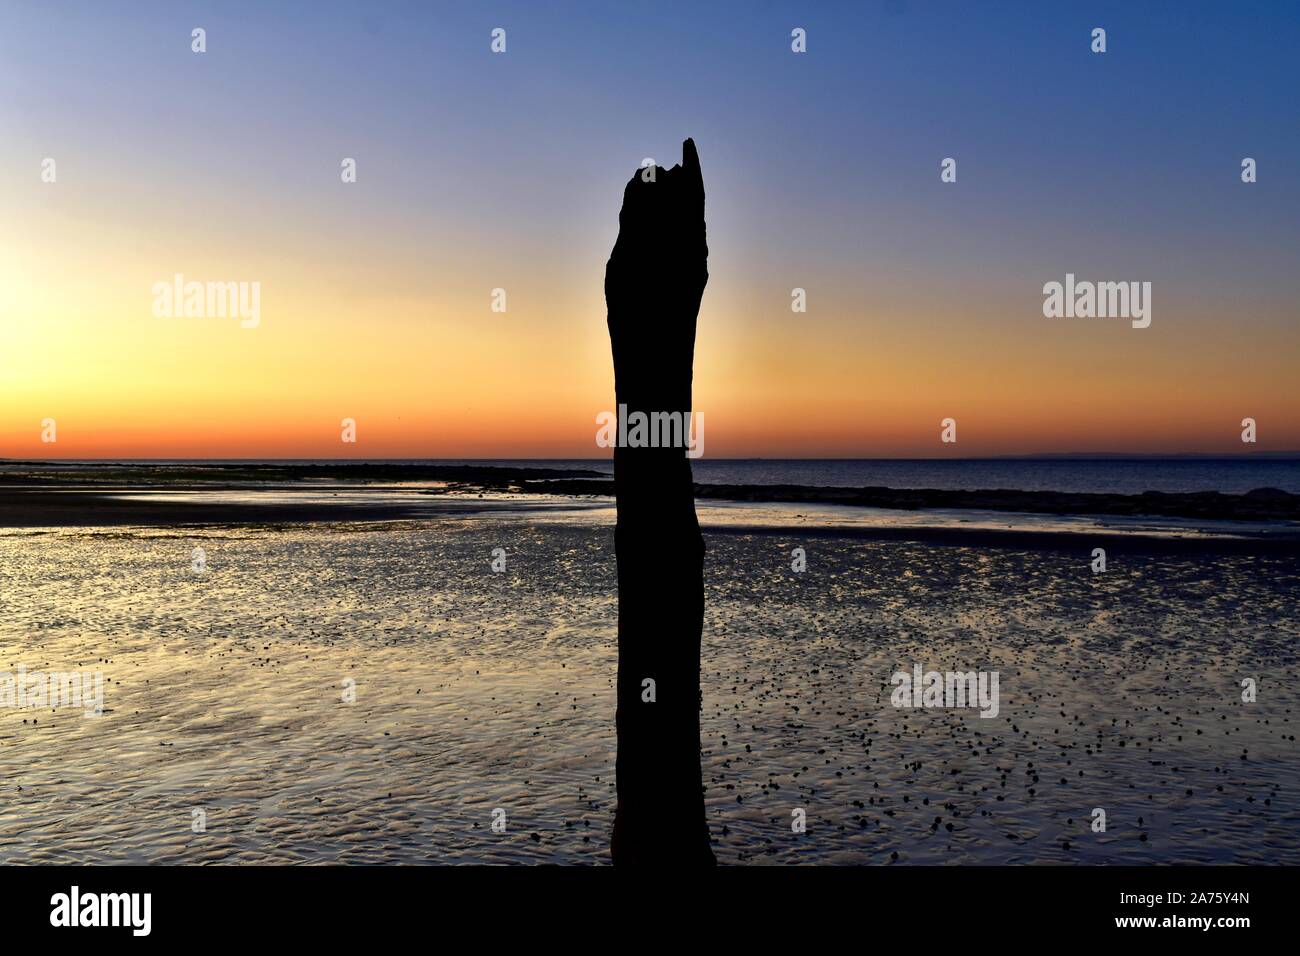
[2, 487, 1298, 559]
[1, 514, 1295, 864]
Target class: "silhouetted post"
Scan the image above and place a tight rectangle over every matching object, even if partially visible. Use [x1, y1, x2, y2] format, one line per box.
[605, 138, 714, 865]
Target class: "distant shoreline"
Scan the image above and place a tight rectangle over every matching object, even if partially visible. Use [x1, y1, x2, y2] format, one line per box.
[0, 463, 1298, 546]
[5, 452, 1300, 465]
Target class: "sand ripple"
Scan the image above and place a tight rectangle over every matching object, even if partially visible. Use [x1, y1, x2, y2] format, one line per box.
[0, 518, 1295, 864]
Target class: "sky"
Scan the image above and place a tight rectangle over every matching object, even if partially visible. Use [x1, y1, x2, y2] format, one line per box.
[2, 0, 1298, 459]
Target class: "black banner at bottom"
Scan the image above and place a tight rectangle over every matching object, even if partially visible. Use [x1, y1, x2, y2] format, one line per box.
[0, 864, 1284, 942]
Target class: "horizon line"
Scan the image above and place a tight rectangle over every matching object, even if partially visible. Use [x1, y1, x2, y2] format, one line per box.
[5, 453, 1300, 464]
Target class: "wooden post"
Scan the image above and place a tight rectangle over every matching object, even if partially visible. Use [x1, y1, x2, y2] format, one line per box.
[605, 139, 715, 865]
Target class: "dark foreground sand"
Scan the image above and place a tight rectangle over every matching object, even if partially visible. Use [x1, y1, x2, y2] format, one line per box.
[1, 511, 1295, 864]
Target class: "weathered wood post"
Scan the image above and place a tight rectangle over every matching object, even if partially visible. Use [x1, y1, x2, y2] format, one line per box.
[605, 138, 714, 865]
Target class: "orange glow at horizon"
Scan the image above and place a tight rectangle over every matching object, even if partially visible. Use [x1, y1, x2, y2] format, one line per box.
[3, 2, 1298, 464]
[4, 171, 1297, 461]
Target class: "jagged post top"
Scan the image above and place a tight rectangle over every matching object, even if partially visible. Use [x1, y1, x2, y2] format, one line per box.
[605, 138, 709, 415]
[610, 137, 707, 265]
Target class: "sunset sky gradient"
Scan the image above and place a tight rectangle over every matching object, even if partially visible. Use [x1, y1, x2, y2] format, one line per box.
[3, 1, 1298, 458]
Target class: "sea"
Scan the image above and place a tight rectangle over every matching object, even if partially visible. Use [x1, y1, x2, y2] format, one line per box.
[9, 457, 1300, 495]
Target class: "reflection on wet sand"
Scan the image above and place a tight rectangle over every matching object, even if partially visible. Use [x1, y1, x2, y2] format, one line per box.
[1, 513, 1295, 864]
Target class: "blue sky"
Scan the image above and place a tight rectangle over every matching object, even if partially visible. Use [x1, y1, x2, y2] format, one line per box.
[3, 1, 1298, 456]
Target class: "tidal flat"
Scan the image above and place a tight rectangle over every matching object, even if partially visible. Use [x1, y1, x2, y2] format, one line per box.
[0, 512, 1295, 864]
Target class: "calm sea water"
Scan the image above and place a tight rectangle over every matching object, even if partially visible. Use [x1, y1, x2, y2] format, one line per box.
[425, 458, 1300, 495]
[9, 458, 1300, 495]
